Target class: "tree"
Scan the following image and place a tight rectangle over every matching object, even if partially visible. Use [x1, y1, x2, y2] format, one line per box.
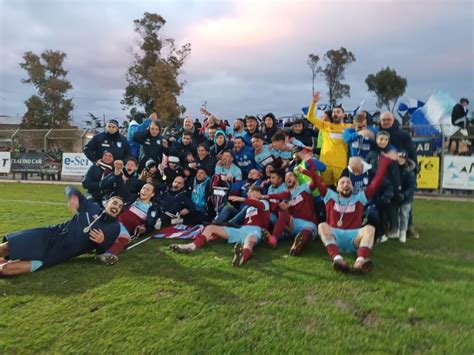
[122, 12, 191, 126]
[366, 67, 407, 112]
[19, 50, 74, 128]
[318, 47, 355, 106]
[307, 53, 320, 96]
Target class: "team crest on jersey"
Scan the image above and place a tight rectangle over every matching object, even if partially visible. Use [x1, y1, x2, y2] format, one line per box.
[363, 177, 368, 185]
[117, 142, 122, 148]
[151, 211, 156, 218]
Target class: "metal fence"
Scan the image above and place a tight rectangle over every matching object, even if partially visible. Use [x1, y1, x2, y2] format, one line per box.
[0, 128, 94, 153]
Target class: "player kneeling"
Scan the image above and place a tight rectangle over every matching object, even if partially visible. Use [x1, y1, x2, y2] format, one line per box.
[169, 185, 270, 267]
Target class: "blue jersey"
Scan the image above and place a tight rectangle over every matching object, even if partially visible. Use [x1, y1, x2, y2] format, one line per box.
[215, 163, 243, 181]
[233, 146, 257, 177]
[254, 145, 276, 171]
[343, 126, 378, 159]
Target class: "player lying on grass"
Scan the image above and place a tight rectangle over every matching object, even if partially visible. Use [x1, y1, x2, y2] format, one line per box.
[314, 150, 399, 274]
[96, 161, 160, 266]
[169, 185, 270, 267]
[0, 187, 123, 276]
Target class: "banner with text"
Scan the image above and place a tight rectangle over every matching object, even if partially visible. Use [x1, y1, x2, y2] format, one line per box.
[61, 153, 91, 176]
[11, 152, 62, 173]
[442, 155, 474, 190]
[0, 152, 11, 173]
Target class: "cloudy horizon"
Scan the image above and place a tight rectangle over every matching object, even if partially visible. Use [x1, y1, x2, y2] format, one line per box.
[0, 0, 473, 126]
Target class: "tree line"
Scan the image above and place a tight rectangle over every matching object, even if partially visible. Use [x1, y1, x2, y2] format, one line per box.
[18, 12, 407, 129]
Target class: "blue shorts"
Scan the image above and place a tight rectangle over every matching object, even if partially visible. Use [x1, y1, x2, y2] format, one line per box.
[30, 260, 43, 272]
[332, 228, 360, 254]
[290, 218, 317, 238]
[223, 226, 263, 245]
[119, 223, 131, 239]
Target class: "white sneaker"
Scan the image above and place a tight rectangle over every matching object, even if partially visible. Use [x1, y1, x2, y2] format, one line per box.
[399, 232, 407, 243]
[380, 235, 389, 243]
[388, 230, 399, 239]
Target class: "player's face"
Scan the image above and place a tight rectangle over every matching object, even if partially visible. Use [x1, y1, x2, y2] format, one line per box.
[264, 116, 274, 128]
[149, 123, 160, 137]
[221, 152, 232, 165]
[233, 120, 243, 131]
[332, 108, 344, 122]
[285, 172, 297, 188]
[102, 152, 114, 164]
[105, 197, 123, 217]
[265, 164, 275, 177]
[233, 139, 243, 151]
[398, 156, 406, 166]
[272, 140, 285, 151]
[337, 177, 353, 197]
[293, 123, 303, 133]
[251, 138, 263, 150]
[140, 183, 155, 201]
[182, 135, 192, 145]
[172, 177, 185, 191]
[208, 128, 216, 140]
[196, 169, 207, 181]
[246, 119, 257, 131]
[125, 160, 138, 174]
[216, 135, 225, 145]
[248, 169, 260, 181]
[380, 113, 394, 129]
[106, 123, 119, 134]
[183, 118, 193, 130]
[377, 135, 389, 149]
[248, 189, 262, 200]
[354, 120, 367, 131]
[270, 173, 282, 187]
[197, 146, 207, 159]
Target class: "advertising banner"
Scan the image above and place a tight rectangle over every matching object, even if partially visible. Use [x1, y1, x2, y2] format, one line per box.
[10, 152, 62, 173]
[61, 153, 91, 176]
[442, 156, 474, 190]
[416, 156, 439, 189]
[0, 152, 10, 173]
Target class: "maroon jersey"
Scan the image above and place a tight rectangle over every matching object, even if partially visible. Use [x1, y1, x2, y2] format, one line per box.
[243, 199, 271, 230]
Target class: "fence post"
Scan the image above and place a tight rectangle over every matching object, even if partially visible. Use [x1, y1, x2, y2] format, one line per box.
[439, 130, 445, 195]
[44, 129, 53, 152]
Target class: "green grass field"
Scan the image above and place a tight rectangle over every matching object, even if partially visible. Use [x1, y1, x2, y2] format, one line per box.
[0, 182, 473, 354]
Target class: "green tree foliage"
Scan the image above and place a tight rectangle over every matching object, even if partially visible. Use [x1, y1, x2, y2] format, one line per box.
[19, 50, 74, 128]
[318, 47, 356, 106]
[307, 53, 320, 96]
[122, 12, 191, 126]
[366, 67, 408, 112]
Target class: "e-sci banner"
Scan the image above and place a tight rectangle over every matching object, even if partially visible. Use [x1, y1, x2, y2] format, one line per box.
[61, 153, 91, 176]
[416, 156, 439, 189]
[11, 152, 62, 173]
[0, 152, 11, 173]
[442, 156, 474, 190]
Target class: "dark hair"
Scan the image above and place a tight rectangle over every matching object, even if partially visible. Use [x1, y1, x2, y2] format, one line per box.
[233, 136, 245, 142]
[292, 119, 304, 126]
[460, 98, 469, 104]
[252, 133, 265, 140]
[271, 169, 285, 180]
[125, 157, 138, 165]
[182, 130, 193, 138]
[197, 143, 209, 152]
[271, 133, 286, 142]
[222, 150, 233, 156]
[333, 104, 345, 112]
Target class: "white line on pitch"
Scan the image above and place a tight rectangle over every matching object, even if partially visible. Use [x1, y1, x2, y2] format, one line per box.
[0, 199, 65, 205]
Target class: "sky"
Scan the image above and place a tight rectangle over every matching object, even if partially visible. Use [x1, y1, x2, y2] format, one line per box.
[0, 0, 473, 127]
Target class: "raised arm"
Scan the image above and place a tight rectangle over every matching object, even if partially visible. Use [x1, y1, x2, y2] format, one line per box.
[305, 92, 325, 130]
[364, 153, 397, 200]
[300, 158, 328, 196]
